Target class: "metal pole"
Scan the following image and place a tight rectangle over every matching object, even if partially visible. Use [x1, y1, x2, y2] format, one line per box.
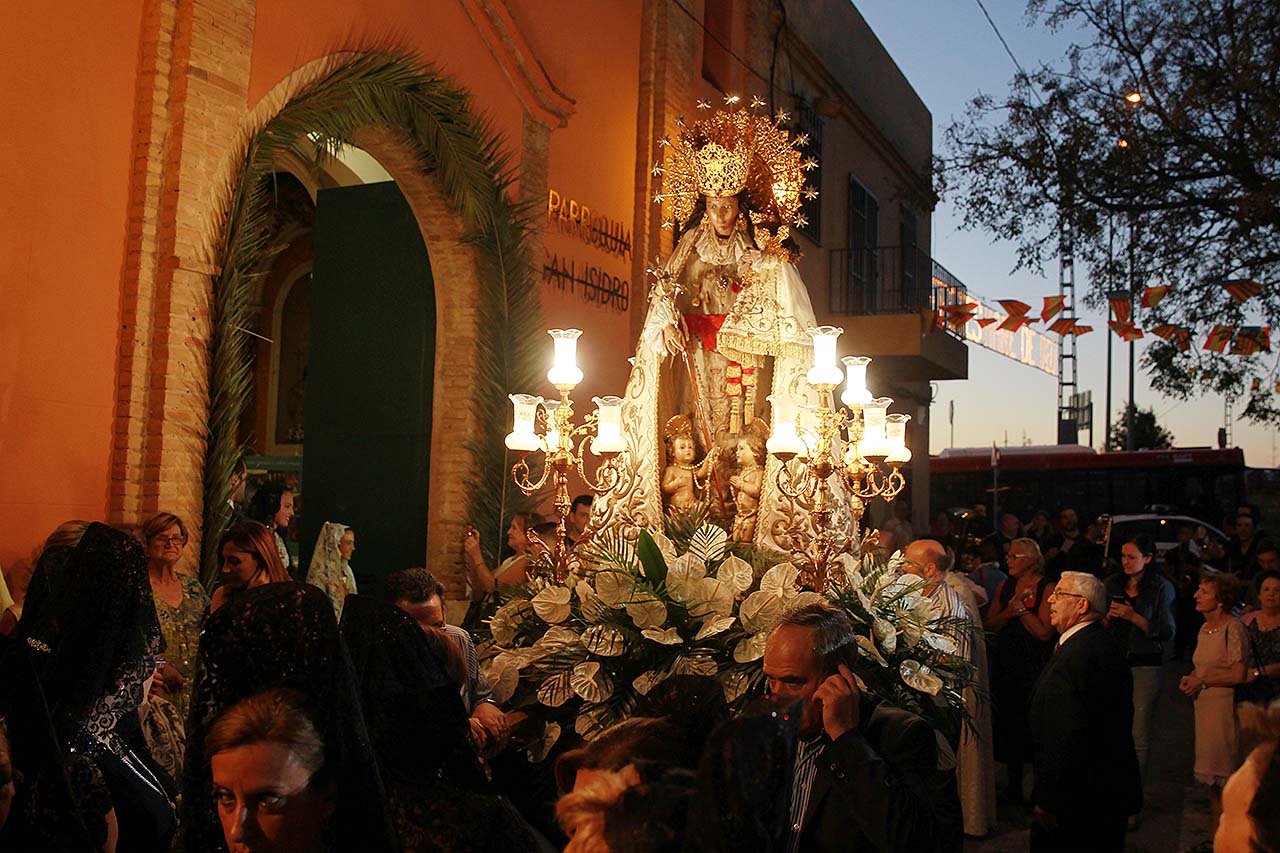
[1105, 216, 1114, 451]
[1126, 213, 1137, 451]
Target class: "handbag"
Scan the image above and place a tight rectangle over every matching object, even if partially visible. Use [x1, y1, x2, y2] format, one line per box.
[1235, 624, 1280, 705]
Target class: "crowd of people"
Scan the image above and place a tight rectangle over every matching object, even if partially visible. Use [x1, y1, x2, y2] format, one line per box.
[0, 485, 1277, 852]
[870, 499, 1280, 850]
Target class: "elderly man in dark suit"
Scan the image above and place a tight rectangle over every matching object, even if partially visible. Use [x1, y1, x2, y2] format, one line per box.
[1030, 570, 1142, 851]
[757, 599, 961, 852]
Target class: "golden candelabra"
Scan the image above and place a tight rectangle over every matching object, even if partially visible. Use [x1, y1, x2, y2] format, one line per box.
[507, 330, 623, 582]
[768, 327, 911, 592]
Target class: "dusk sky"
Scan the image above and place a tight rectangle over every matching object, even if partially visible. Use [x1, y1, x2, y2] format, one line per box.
[852, 1, 1276, 468]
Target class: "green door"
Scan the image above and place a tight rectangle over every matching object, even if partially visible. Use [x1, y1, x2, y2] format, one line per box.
[303, 181, 435, 593]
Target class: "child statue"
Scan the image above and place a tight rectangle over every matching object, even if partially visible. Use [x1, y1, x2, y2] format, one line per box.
[729, 420, 768, 542]
[661, 415, 719, 511]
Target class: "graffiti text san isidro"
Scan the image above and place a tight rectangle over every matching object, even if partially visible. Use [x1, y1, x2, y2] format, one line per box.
[547, 189, 633, 259]
[543, 252, 630, 313]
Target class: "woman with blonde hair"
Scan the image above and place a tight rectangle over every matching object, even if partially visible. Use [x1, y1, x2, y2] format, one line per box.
[139, 511, 209, 717]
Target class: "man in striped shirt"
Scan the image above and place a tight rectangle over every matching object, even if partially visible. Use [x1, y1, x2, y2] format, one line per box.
[762, 600, 960, 852]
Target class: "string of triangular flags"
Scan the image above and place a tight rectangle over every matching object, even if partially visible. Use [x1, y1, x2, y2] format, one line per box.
[932, 279, 1268, 354]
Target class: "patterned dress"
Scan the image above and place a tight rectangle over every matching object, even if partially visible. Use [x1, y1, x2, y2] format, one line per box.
[154, 573, 210, 719]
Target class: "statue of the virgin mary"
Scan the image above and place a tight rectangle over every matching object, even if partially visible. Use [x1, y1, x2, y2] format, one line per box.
[593, 104, 844, 551]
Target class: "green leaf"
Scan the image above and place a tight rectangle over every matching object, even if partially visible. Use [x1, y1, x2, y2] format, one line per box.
[636, 529, 668, 586]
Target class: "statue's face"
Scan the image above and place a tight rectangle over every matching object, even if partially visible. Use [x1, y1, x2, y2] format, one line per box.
[705, 195, 739, 237]
[672, 436, 696, 464]
[736, 438, 759, 467]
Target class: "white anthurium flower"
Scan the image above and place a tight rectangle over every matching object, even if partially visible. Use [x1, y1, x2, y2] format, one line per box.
[666, 553, 707, 604]
[570, 661, 614, 703]
[688, 524, 729, 565]
[490, 600, 532, 646]
[923, 630, 959, 654]
[594, 569, 637, 608]
[855, 633, 888, 667]
[626, 590, 668, 629]
[532, 626, 582, 652]
[641, 627, 684, 645]
[900, 659, 943, 695]
[855, 585, 875, 613]
[537, 671, 574, 707]
[694, 614, 736, 640]
[582, 624, 628, 657]
[715, 554, 754, 596]
[526, 721, 562, 763]
[574, 704, 611, 738]
[672, 654, 718, 676]
[739, 590, 785, 634]
[733, 631, 770, 663]
[898, 617, 925, 649]
[903, 591, 937, 623]
[689, 577, 734, 618]
[650, 530, 678, 565]
[531, 585, 573, 624]
[872, 616, 898, 654]
[760, 563, 800, 600]
[839, 553, 864, 590]
[487, 659, 521, 704]
[576, 580, 607, 622]
[632, 669, 668, 696]
[720, 669, 753, 703]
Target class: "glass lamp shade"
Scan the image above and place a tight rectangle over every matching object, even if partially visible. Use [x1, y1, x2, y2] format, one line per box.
[591, 395, 625, 454]
[806, 326, 845, 386]
[505, 394, 544, 451]
[546, 328, 584, 387]
[857, 397, 893, 459]
[766, 393, 805, 456]
[886, 413, 912, 464]
[840, 356, 872, 406]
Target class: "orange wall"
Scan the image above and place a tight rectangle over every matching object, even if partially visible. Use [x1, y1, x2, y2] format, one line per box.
[0, 4, 146, 568]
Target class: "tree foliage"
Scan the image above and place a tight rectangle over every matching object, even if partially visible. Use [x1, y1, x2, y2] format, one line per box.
[939, 0, 1280, 422]
[1106, 403, 1175, 450]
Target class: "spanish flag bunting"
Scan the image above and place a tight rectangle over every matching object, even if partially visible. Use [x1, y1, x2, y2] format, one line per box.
[1041, 295, 1065, 322]
[931, 309, 945, 331]
[1108, 291, 1133, 325]
[946, 312, 975, 331]
[1232, 326, 1271, 355]
[941, 301, 978, 315]
[1150, 324, 1178, 341]
[997, 299, 1032, 318]
[1203, 324, 1235, 353]
[1069, 324, 1094, 336]
[1141, 285, 1170, 309]
[1223, 279, 1263, 303]
[1047, 317, 1076, 335]
[1175, 328, 1192, 352]
[976, 317, 997, 328]
[997, 314, 1032, 332]
[1108, 320, 1144, 342]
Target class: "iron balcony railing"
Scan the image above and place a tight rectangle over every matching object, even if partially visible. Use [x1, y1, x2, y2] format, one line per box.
[828, 246, 969, 336]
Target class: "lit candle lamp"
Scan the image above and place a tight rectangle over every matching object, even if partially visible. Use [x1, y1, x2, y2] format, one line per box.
[505, 394, 544, 451]
[591, 395, 625, 454]
[886, 413, 912, 464]
[546, 328, 584, 387]
[857, 397, 893, 460]
[840, 356, 872, 406]
[766, 393, 804, 458]
[806, 326, 845, 387]
[542, 399, 562, 452]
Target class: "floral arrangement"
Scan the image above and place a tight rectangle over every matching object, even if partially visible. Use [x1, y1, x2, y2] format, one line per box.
[476, 516, 972, 761]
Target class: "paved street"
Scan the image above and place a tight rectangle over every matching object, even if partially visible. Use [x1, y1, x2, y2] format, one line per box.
[966, 659, 1215, 853]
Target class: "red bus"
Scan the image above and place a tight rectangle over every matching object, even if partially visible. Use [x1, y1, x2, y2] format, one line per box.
[930, 445, 1247, 524]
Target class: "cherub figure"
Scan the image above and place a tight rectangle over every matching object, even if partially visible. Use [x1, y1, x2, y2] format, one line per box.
[662, 415, 718, 511]
[729, 420, 768, 542]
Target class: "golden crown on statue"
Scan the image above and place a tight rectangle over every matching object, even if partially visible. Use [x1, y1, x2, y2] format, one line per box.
[651, 95, 817, 249]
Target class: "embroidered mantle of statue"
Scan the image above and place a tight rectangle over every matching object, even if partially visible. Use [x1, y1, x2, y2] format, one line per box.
[593, 103, 850, 549]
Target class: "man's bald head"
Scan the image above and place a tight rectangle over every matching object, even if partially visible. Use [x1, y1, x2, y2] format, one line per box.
[902, 539, 947, 583]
